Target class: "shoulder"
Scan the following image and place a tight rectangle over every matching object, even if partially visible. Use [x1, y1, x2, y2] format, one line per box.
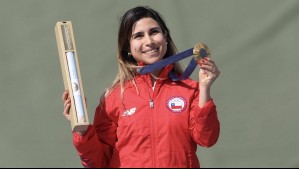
[182, 78, 198, 87]
[102, 85, 121, 106]
[169, 78, 198, 90]
[101, 80, 135, 107]
[95, 85, 122, 121]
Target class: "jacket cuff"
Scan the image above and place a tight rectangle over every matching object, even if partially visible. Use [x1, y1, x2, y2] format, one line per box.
[194, 99, 216, 119]
[73, 125, 94, 147]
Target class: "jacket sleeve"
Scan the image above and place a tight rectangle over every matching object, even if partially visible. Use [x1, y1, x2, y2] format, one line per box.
[189, 90, 220, 147]
[72, 98, 117, 168]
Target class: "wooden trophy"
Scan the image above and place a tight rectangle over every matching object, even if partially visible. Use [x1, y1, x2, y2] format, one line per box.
[54, 21, 90, 132]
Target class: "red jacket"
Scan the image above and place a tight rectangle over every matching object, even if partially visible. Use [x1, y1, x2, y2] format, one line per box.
[73, 65, 220, 168]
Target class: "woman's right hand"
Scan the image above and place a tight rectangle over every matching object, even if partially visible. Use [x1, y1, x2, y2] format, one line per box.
[62, 90, 72, 122]
[62, 90, 88, 136]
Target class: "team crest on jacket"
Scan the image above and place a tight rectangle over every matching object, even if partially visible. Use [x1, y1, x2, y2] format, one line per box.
[167, 96, 187, 113]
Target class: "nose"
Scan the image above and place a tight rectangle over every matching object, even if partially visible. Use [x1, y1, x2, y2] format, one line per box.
[144, 34, 154, 46]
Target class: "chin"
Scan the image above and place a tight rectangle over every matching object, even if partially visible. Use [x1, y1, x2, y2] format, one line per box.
[144, 58, 162, 64]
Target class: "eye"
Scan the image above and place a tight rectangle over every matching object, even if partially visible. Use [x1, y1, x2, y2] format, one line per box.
[150, 29, 160, 35]
[132, 33, 143, 39]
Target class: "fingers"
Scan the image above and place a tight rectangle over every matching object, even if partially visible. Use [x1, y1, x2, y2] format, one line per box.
[198, 57, 220, 75]
[64, 98, 71, 110]
[62, 90, 69, 101]
[64, 102, 71, 115]
[62, 90, 71, 122]
[63, 99, 71, 122]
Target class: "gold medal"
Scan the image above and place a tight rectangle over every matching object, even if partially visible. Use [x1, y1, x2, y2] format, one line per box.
[193, 42, 211, 63]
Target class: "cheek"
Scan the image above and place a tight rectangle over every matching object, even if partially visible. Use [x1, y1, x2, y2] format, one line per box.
[155, 34, 167, 43]
[130, 41, 141, 53]
[129, 42, 141, 61]
[158, 37, 168, 54]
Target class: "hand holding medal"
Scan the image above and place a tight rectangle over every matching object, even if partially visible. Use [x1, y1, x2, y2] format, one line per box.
[193, 43, 220, 87]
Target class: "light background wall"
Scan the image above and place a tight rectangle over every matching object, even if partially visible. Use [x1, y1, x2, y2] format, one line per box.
[0, 0, 298, 167]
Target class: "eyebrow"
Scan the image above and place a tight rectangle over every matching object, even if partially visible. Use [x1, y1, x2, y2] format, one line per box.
[131, 27, 161, 37]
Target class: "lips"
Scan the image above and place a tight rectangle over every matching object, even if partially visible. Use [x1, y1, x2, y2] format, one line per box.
[143, 48, 159, 54]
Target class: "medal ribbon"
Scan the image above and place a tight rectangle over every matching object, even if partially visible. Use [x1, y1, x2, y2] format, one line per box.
[137, 46, 208, 81]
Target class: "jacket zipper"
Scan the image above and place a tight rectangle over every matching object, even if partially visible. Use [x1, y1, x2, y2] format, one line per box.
[149, 96, 157, 167]
[144, 75, 158, 167]
[150, 99, 154, 108]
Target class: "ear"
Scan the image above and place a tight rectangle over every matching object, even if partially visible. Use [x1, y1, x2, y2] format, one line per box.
[121, 49, 129, 57]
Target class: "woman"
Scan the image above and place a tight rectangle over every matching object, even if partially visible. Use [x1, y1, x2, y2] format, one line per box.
[62, 6, 220, 168]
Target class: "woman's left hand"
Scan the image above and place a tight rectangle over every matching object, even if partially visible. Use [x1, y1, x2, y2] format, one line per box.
[198, 57, 220, 87]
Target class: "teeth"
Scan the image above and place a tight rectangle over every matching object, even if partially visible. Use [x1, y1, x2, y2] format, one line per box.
[145, 49, 158, 54]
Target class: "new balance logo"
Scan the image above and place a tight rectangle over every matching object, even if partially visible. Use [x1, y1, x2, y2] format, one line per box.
[121, 108, 136, 116]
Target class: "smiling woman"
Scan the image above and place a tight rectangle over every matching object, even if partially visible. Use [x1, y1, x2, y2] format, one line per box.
[129, 18, 167, 66]
[61, 5, 220, 168]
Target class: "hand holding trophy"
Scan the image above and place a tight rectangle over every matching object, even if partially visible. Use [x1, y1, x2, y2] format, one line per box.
[55, 21, 90, 134]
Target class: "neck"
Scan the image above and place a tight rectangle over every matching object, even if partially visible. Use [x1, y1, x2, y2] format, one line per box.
[149, 69, 168, 88]
[150, 76, 157, 89]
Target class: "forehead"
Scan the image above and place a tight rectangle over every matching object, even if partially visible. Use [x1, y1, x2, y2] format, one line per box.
[132, 17, 160, 33]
